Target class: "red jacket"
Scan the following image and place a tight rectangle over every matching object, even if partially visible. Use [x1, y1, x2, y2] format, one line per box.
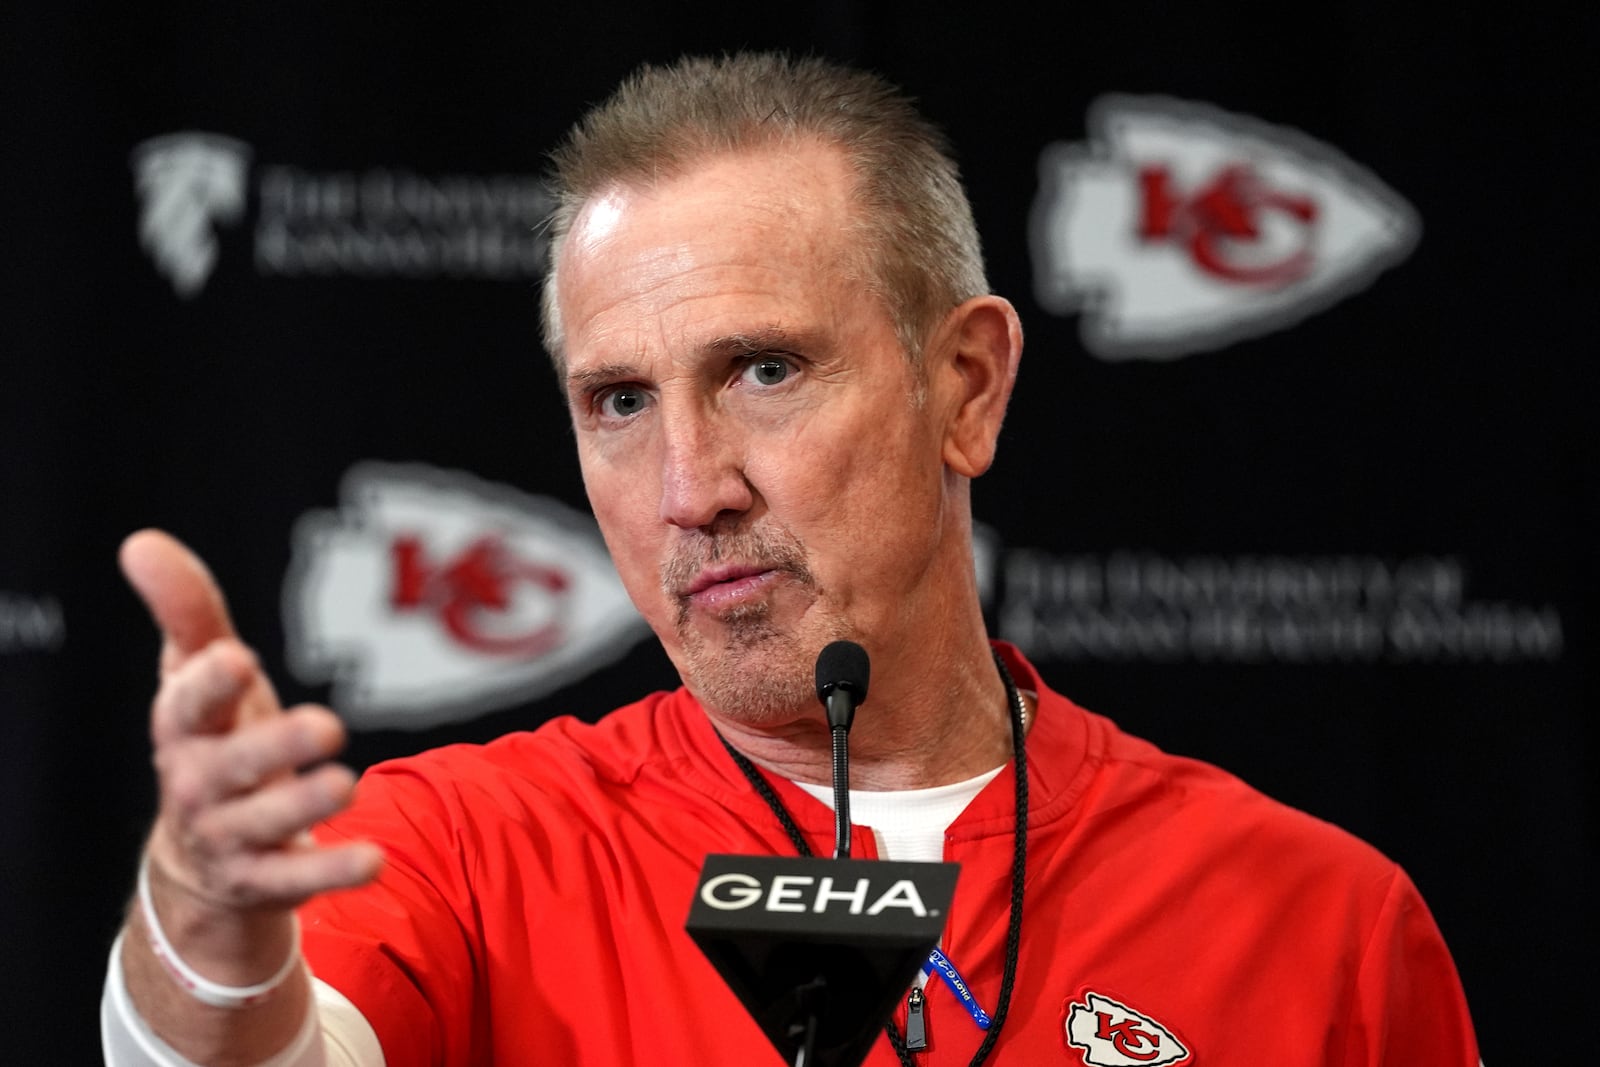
[303, 645, 1479, 1066]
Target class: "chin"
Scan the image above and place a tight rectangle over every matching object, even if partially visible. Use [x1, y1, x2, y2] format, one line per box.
[674, 607, 848, 724]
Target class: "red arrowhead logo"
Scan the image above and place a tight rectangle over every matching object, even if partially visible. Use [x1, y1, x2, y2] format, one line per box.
[1064, 991, 1190, 1066]
[285, 462, 649, 728]
[1031, 95, 1420, 361]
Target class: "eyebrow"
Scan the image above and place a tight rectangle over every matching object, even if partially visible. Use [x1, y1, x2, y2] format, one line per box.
[566, 362, 639, 398]
[700, 326, 814, 357]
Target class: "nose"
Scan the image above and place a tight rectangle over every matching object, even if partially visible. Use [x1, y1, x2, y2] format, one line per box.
[657, 406, 753, 530]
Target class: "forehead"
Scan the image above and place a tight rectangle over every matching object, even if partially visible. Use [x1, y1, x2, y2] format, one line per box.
[554, 142, 869, 368]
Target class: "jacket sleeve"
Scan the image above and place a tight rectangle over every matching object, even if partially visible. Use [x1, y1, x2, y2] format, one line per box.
[1343, 866, 1481, 1066]
[298, 758, 484, 1067]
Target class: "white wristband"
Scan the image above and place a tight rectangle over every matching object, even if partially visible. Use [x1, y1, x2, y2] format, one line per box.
[137, 852, 303, 1009]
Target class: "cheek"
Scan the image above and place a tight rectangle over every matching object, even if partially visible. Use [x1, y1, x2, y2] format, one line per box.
[764, 433, 944, 562]
[598, 520, 675, 633]
[595, 503, 656, 570]
[582, 466, 663, 590]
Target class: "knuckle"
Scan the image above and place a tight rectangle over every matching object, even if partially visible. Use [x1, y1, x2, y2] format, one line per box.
[219, 740, 268, 793]
[228, 722, 300, 788]
[276, 779, 333, 837]
[307, 764, 352, 804]
[276, 713, 324, 763]
[160, 760, 208, 817]
[234, 780, 320, 850]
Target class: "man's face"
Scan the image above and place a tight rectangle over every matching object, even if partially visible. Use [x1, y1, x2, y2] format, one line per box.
[556, 141, 965, 722]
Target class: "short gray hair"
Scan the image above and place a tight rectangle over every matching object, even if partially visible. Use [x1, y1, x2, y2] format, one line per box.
[540, 52, 989, 372]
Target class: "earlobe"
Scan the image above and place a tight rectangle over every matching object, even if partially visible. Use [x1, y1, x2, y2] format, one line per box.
[937, 296, 1024, 479]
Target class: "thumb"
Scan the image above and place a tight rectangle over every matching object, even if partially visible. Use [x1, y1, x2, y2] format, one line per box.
[119, 529, 239, 675]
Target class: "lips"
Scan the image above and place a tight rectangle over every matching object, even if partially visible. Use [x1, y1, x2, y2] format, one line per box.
[677, 565, 789, 615]
[661, 525, 816, 616]
[682, 563, 773, 598]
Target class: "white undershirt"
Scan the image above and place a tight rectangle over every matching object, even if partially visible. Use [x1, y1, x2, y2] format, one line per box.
[104, 765, 1000, 1067]
[792, 765, 1004, 862]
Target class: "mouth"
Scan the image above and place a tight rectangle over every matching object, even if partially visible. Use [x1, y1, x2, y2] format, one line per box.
[680, 564, 783, 611]
[663, 525, 815, 625]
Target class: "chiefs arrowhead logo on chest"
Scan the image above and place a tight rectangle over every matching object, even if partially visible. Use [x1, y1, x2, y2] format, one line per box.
[1064, 990, 1191, 1066]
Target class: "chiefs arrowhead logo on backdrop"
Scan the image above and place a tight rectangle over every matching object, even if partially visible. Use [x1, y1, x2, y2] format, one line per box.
[131, 132, 252, 298]
[1030, 95, 1420, 360]
[284, 462, 649, 729]
[1064, 991, 1191, 1066]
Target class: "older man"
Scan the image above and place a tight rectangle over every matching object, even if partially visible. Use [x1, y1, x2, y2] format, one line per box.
[104, 53, 1480, 1066]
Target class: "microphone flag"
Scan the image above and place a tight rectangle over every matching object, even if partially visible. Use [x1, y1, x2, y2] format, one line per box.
[686, 853, 958, 1067]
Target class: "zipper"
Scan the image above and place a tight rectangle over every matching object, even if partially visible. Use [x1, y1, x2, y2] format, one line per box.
[905, 986, 927, 1052]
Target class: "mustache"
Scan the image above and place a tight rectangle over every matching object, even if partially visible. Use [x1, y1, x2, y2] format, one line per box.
[660, 523, 815, 598]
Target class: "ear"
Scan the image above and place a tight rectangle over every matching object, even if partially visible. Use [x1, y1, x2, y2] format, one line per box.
[932, 295, 1024, 478]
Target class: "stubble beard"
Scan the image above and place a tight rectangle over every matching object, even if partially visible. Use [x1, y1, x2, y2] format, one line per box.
[661, 521, 851, 723]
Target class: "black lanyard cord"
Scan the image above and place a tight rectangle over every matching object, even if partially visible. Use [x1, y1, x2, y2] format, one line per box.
[717, 648, 1029, 1067]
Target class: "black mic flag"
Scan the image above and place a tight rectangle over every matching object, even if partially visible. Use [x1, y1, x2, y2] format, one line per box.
[686, 855, 957, 1067]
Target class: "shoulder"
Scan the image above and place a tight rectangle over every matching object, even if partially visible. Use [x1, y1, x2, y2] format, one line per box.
[1073, 702, 1404, 908]
[1003, 644, 1398, 885]
[1020, 666, 1400, 908]
[344, 687, 696, 822]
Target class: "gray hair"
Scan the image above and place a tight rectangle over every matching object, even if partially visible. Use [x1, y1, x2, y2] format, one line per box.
[540, 52, 989, 373]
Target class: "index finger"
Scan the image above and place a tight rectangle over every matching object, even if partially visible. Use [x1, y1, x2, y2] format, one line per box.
[120, 529, 239, 674]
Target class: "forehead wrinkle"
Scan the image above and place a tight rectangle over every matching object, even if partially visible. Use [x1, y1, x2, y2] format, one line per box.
[564, 242, 696, 320]
[579, 280, 828, 359]
[568, 247, 814, 334]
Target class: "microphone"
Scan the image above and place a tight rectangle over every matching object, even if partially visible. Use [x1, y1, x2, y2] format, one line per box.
[686, 642, 959, 1067]
[815, 640, 870, 859]
[815, 639, 869, 731]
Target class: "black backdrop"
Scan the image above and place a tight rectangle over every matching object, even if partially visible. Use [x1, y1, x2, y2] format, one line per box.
[1, 5, 1593, 1064]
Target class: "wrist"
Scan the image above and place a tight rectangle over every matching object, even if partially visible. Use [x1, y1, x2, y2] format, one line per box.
[136, 851, 303, 1010]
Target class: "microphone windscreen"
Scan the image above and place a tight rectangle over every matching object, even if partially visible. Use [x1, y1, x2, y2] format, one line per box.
[815, 640, 870, 704]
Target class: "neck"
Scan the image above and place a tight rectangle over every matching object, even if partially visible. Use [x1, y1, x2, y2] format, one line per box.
[709, 640, 1022, 791]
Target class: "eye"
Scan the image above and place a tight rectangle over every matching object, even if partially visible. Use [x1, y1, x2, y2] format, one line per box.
[740, 356, 794, 388]
[599, 386, 650, 419]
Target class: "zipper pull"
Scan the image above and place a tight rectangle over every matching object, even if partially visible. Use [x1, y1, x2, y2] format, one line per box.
[905, 986, 927, 1051]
